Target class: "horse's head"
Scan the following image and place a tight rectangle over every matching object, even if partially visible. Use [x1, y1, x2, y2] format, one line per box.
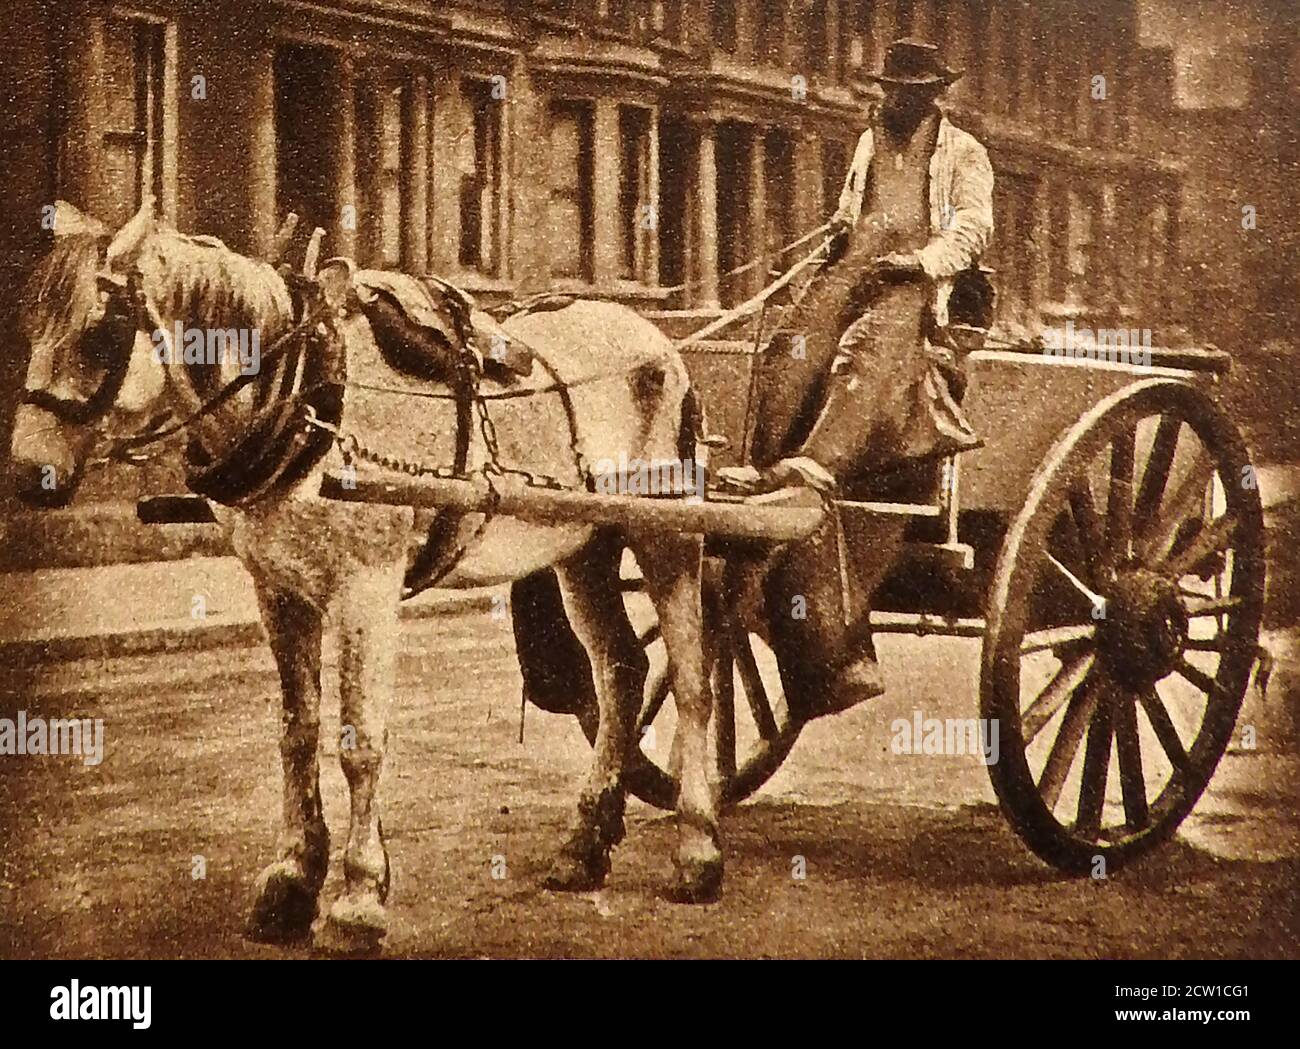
[10, 198, 168, 506]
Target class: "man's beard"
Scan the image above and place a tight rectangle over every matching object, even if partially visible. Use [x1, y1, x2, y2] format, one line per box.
[881, 96, 939, 139]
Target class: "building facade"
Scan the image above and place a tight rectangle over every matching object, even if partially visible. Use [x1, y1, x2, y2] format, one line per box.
[1, 1, 1214, 327]
[1, 0, 1295, 560]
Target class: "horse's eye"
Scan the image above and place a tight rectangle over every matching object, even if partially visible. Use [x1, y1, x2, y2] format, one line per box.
[77, 317, 130, 370]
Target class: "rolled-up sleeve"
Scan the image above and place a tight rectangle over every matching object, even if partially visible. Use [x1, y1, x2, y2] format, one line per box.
[916, 137, 994, 281]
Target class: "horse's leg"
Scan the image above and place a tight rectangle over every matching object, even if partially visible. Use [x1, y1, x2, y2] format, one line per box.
[247, 582, 329, 943]
[544, 532, 646, 892]
[631, 531, 719, 902]
[315, 559, 403, 953]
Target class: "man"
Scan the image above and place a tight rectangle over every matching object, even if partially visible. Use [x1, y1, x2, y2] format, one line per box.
[725, 38, 994, 720]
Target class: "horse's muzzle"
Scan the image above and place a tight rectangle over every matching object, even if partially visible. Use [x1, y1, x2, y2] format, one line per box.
[9, 402, 83, 508]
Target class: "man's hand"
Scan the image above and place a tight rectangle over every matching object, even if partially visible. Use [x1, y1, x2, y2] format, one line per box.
[827, 214, 853, 241]
[871, 251, 924, 279]
[716, 457, 838, 496]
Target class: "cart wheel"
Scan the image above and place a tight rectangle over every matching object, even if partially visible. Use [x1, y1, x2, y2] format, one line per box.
[982, 378, 1265, 874]
[576, 558, 803, 811]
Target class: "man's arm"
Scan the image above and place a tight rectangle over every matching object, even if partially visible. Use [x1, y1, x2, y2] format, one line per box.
[915, 136, 994, 281]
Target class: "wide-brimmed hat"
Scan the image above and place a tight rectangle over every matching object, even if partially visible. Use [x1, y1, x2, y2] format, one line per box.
[861, 37, 963, 87]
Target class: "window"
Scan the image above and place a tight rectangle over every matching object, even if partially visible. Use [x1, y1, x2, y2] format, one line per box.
[716, 121, 752, 307]
[837, 0, 858, 80]
[656, 113, 690, 294]
[756, 0, 784, 66]
[101, 16, 166, 229]
[619, 106, 654, 283]
[764, 130, 794, 263]
[459, 78, 504, 276]
[548, 100, 594, 281]
[375, 78, 404, 268]
[711, 0, 737, 52]
[895, 0, 918, 34]
[277, 46, 364, 257]
[1065, 187, 1097, 307]
[659, 0, 684, 41]
[807, 2, 829, 75]
[968, 0, 992, 111]
[605, 0, 642, 35]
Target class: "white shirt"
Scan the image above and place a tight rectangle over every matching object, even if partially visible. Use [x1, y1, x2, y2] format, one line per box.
[833, 115, 995, 326]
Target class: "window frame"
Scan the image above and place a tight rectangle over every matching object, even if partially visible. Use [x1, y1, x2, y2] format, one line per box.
[98, 8, 177, 225]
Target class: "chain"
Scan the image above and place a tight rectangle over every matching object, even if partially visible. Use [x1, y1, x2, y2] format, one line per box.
[304, 379, 587, 596]
[304, 385, 585, 495]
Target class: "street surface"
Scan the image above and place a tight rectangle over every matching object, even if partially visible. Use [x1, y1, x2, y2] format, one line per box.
[2, 605, 1296, 958]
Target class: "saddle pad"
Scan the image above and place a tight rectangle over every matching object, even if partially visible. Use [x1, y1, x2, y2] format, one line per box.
[352, 270, 533, 378]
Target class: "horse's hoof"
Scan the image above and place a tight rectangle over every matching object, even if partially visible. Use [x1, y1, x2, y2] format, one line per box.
[246, 861, 319, 944]
[542, 849, 607, 893]
[312, 896, 388, 957]
[667, 860, 724, 905]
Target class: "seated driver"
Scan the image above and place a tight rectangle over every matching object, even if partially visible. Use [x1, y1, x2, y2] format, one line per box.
[723, 37, 994, 720]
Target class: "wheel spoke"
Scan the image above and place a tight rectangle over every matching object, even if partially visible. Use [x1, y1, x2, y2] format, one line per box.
[1038, 679, 1099, 811]
[1138, 454, 1215, 565]
[1105, 427, 1137, 563]
[1022, 649, 1095, 742]
[1174, 657, 1221, 699]
[1164, 513, 1237, 579]
[1114, 691, 1150, 830]
[1137, 688, 1190, 774]
[1182, 594, 1240, 618]
[1132, 414, 1182, 539]
[731, 625, 779, 740]
[1047, 553, 1107, 613]
[1068, 484, 1106, 585]
[1075, 682, 1116, 839]
[1021, 624, 1096, 654]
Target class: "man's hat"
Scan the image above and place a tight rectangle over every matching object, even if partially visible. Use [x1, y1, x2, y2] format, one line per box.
[860, 37, 963, 87]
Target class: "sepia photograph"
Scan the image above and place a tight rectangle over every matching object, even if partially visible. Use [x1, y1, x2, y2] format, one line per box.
[0, 0, 1296, 1009]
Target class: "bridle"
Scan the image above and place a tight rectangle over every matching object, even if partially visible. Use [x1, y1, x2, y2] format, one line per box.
[101, 278, 334, 465]
[20, 269, 143, 427]
[22, 254, 339, 499]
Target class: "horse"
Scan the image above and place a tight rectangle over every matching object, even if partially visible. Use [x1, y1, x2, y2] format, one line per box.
[8, 197, 718, 953]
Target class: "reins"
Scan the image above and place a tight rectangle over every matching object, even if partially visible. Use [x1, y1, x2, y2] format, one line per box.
[98, 278, 332, 464]
[97, 222, 840, 493]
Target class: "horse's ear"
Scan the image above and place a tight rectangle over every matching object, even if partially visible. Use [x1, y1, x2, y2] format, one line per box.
[105, 194, 157, 268]
[302, 227, 325, 278]
[51, 201, 108, 239]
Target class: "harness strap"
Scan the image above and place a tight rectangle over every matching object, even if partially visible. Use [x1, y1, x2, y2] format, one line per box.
[109, 293, 330, 459]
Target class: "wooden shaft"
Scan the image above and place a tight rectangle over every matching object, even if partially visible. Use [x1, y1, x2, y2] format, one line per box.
[320, 473, 826, 542]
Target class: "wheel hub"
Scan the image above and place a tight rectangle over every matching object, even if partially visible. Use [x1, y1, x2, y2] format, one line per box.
[1096, 569, 1188, 689]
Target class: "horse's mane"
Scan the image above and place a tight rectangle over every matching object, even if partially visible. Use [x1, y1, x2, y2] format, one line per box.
[20, 227, 295, 353]
[147, 228, 293, 339]
[20, 233, 106, 354]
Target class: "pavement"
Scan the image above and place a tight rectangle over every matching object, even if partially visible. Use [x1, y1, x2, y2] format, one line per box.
[1, 463, 1297, 661]
[0, 555, 496, 663]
